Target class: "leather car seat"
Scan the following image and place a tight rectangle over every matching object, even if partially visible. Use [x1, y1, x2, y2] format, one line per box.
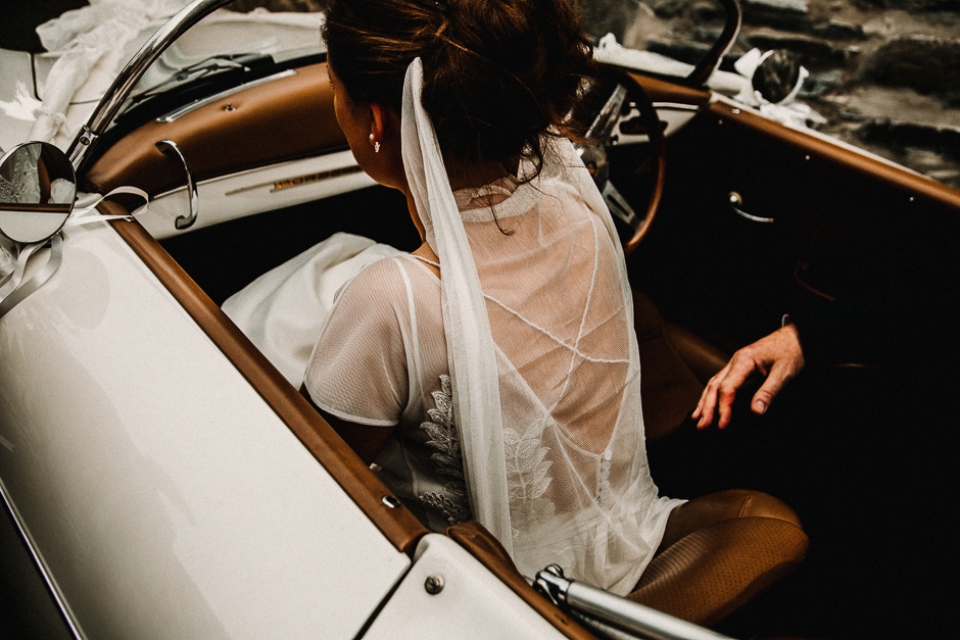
[633, 289, 728, 441]
[628, 489, 808, 626]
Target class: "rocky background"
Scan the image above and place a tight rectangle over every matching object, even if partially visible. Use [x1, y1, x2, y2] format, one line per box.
[4, 0, 959, 188]
[590, 0, 960, 189]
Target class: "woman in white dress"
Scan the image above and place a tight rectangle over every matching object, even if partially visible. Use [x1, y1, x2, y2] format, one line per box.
[301, 0, 808, 624]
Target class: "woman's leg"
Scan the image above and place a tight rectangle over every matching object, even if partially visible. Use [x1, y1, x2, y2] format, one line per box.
[629, 489, 808, 626]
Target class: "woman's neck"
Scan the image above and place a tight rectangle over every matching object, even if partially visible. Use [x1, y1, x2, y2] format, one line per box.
[445, 155, 518, 192]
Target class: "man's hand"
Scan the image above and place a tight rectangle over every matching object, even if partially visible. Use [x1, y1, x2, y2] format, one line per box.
[692, 323, 805, 429]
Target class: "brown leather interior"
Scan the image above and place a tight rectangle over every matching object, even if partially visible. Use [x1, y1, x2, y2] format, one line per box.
[83, 63, 347, 197]
[630, 490, 808, 627]
[704, 98, 960, 212]
[631, 516, 808, 627]
[447, 492, 808, 633]
[663, 323, 728, 385]
[634, 289, 725, 442]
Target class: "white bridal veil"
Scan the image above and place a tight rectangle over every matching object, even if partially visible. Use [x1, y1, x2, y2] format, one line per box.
[400, 57, 681, 592]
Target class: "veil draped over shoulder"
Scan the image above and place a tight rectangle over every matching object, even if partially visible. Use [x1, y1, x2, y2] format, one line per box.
[400, 58, 681, 592]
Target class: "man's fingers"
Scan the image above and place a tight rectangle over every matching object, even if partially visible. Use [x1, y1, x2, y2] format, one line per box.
[716, 379, 741, 429]
[695, 383, 719, 428]
[749, 362, 796, 415]
[694, 369, 726, 428]
[696, 353, 761, 429]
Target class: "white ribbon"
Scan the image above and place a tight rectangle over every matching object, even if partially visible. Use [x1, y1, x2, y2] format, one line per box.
[0, 186, 150, 319]
[401, 58, 513, 552]
[0, 235, 63, 319]
[65, 185, 150, 228]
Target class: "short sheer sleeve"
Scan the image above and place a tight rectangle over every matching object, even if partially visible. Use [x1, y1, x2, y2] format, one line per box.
[303, 257, 410, 426]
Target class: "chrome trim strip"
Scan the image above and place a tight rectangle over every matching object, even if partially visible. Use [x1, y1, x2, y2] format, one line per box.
[652, 102, 701, 112]
[223, 164, 364, 196]
[68, 0, 235, 170]
[156, 69, 297, 123]
[535, 565, 732, 640]
[728, 191, 775, 223]
[0, 476, 87, 640]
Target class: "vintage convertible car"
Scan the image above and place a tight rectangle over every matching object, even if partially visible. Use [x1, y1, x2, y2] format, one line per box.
[1, 1, 957, 638]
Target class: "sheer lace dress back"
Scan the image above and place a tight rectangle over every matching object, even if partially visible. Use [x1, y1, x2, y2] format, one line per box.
[306, 59, 682, 594]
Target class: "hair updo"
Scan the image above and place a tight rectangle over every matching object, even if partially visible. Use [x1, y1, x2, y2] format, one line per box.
[321, 0, 596, 173]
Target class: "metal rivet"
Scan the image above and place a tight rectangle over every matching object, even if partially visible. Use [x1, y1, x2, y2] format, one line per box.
[381, 495, 400, 508]
[805, 154, 811, 161]
[424, 575, 445, 595]
[909, 196, 915, 202]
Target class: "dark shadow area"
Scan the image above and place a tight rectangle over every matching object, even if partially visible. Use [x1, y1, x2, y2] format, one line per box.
[161, 184, 418, 305]
[0, 505, 74, 640]
[647, 365, 955, 640]
[1, 2, 89, 53]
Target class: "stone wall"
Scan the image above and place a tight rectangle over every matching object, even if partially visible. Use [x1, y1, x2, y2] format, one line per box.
[616, 0, 960, 187]
[6, 1, 959, 187]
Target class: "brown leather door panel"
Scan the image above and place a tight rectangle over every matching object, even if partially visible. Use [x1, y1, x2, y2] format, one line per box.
[83, 63, 347, 197]
[626, 96, 960, 353]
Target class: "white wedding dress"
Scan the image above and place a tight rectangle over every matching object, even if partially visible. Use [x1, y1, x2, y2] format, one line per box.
[228, 59, 682, 595]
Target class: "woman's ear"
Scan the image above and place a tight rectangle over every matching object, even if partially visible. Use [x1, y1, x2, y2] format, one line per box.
[369, 103, 386, 149]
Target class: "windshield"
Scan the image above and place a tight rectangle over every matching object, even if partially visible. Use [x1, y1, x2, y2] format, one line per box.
[133, 2, 326, 101]
[28, 0, 328, 153]
[61, 0, 730, 167]
[581, 0, 735, 80]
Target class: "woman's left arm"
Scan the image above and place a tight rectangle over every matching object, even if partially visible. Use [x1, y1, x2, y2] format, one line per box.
[299, 384, 394, 465]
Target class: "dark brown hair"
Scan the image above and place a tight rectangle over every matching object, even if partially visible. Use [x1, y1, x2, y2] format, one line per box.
[321, 0, 596, 174]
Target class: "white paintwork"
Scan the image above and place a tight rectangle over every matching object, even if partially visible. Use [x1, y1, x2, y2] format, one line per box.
[613, 103, 700, 147]
[653, 104, 700, 138]
[0, 222, 409, 639]
[139, 150, 376, 239]
[592, 39, 749, 98]
[364, 534, 567, 640]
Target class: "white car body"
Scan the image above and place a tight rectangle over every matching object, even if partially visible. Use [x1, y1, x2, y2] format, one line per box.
[0, 154, 575, 639]
[6, 1, 955, 638]
[0, 2, 600, 638]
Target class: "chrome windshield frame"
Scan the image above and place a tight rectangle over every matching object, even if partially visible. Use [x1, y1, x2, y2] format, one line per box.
[67, 0, 235, 172]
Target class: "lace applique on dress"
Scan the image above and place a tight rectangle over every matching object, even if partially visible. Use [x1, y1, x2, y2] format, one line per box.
[418, 375, 473, 525]
[504, 427, 555, 536]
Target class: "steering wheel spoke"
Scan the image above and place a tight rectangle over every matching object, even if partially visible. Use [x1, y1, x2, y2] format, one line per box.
[578, 71, 666, 256]
[603, 180, 640, 230]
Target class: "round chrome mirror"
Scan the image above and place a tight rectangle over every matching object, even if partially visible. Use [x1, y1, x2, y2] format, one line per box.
[751, 49, 804, 105]
[0, 142, 77, 244]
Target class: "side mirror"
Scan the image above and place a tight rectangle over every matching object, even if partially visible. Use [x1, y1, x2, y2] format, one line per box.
[752, 49, 805, 105]
[734, 48, 808, 107]
[0, 142, 77, 244]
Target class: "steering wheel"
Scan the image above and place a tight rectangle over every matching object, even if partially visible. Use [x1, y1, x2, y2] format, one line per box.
[577, 72, 666, 256]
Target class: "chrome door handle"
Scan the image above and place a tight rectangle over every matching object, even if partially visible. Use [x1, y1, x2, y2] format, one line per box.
[156, 139, 199, 230]
[728, 191, 774, 224]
